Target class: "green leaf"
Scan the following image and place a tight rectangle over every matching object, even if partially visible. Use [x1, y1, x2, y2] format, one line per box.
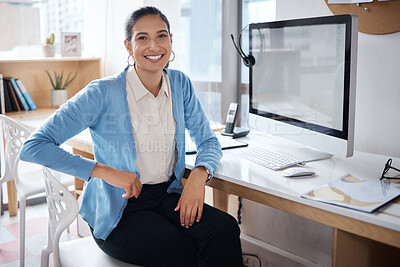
[46, 69, 78, 90]
[53, 70, 61, 89]
[49, 33, 55, 45]
[45, 33, 55, 45]
[45, 70, 56, 89]
[59, 71, 64, 88]
[63, 71, 78, 88]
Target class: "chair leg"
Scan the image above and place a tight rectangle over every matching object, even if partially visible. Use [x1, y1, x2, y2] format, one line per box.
[40, 245, 51, 267]
[41, 222, 54, 267]
[0, 182, 3, 216]
[19, 196, 26, 267]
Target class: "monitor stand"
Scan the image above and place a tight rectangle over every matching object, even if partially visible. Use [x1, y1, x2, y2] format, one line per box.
[283, 146, 333, 162]
[261, 134, 334, 163]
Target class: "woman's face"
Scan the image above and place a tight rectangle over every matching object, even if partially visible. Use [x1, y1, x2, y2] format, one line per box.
[126, 15, 172, 75]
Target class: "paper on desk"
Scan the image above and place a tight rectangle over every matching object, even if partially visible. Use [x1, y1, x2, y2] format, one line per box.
[185, 132, 247, 154]
[301, 173, 400, 213]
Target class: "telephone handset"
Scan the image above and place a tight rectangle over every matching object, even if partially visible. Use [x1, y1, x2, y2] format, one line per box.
[222, 103, 250, 138]
[224, 103, 239, 134]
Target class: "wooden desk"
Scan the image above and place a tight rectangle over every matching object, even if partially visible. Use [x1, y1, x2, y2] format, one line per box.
[7, 109, 400, 266]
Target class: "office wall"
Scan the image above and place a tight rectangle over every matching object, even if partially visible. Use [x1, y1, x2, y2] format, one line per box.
[276, 0, 400, 158]
[240, 1, 400, 266]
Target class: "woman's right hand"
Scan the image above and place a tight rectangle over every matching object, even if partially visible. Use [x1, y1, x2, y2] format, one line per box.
[90, 162, 142, 199]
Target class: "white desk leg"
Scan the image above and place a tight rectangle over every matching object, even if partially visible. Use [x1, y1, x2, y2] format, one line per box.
[332, 228, 400, 267]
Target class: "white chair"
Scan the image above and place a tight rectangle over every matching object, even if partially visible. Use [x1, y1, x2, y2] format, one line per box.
[0, 115, 74, 267]
[41, 166, 140, 267]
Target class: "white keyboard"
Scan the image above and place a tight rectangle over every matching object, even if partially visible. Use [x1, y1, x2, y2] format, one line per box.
[239, 147, 304, 170]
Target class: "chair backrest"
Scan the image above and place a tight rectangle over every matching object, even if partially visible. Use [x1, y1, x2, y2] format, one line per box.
[42, 166, 79, 267]
[0, 115, 31, 186]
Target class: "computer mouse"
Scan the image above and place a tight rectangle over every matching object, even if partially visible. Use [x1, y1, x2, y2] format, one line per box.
[282, 167, 315, 178]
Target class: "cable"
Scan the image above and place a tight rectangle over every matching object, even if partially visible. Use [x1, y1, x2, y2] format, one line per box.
[231, 24, 255, 67]
[237, 196, 242, 224]
[238, 24, 250, 58]
[242, 252, 262, 267]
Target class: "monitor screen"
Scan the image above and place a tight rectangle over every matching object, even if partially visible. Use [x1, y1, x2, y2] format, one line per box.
[249, 15, 358, 158]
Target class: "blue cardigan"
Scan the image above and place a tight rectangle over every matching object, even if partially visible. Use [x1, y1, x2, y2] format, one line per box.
[20, 67, 222, 240]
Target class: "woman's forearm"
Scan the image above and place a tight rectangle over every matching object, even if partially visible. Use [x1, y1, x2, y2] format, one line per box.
[91, 162, 143, 199]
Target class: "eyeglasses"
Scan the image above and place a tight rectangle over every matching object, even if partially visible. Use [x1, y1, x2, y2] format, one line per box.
[380, 158, 400, 180]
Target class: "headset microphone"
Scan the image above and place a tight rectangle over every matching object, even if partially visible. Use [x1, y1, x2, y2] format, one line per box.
[230, 34, 255, 68]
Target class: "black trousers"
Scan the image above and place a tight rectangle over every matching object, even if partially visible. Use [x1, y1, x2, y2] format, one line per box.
[91, 180, 243, 267]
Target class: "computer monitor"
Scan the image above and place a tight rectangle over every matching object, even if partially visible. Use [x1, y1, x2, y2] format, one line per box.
[248, 14, 358, 161]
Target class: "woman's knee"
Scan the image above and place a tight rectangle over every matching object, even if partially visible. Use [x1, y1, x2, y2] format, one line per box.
[217, 212, 241, 238]
[202, 207, 241, 241]
[196, 210, 243, 266]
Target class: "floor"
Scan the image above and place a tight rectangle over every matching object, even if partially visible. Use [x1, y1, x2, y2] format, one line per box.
[0, 201, 79, 267]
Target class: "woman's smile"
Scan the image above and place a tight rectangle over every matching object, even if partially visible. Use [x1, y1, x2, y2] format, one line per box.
[144, 54, 164, 62]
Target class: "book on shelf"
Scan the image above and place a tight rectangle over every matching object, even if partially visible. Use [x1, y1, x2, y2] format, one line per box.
[10, 78, 30, 111]
[0, 76, 38, 113]
[16, 79, 37, 110]
[5, 79, 20, 111]
[7, 79, 23, 111]
[2, 76, 14, 113]
[0, 74, 5, 114]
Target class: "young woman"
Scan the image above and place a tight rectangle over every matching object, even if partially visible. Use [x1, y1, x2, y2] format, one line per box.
[20, 6, 243, 267]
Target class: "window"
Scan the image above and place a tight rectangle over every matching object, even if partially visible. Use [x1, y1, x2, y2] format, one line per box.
[40, 0, 84, 54]
[240, 0, 276, 126]
[170, 0, 275, 125]
[175, 0, 223, 124]
[241, 0, 276, 84]
[178, 0, 222, 82]
[0, 0, 84, 55]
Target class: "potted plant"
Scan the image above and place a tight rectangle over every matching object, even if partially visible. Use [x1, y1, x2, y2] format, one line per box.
[42, 33, 56, 57]
[45, 70, 78, 107]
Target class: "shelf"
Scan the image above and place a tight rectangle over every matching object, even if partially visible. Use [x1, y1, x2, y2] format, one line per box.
[0, 58, 101, 110]
[0, 56, 100, 64]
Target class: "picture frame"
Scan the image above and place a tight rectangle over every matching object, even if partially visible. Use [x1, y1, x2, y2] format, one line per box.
[61, 32, 81, 57]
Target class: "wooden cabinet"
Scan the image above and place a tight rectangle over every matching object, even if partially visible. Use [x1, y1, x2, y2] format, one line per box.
[324, 0, 400, 35]
[0, 57, 101, 110]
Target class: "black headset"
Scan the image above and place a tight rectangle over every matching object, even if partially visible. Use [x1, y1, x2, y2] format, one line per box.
[231, 28, 256, 68]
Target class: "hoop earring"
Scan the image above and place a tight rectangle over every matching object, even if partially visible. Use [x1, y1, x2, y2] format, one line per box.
[169, 51, 175, 62]
[127, 54, 135, 66]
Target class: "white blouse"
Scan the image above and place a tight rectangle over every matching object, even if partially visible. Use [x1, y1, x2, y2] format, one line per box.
[125, 67, 177, 184]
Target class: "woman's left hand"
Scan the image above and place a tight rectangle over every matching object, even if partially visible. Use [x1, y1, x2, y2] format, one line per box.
[174, 167, 208, 228]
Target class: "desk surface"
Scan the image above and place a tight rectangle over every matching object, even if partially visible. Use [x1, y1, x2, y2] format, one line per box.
[7, 109, 400, 251]
[186, 133, 400, 248]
